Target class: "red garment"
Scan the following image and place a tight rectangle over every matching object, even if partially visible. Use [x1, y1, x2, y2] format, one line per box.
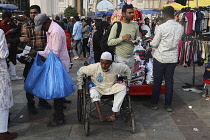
[186, 12, 193, 34]
[204, 80, 210, 84]
[0, 21, 11, 39]
[64, 30, 72, 50]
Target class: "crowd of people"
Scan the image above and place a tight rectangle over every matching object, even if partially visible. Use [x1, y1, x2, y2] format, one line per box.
[0, 3, 185, 140]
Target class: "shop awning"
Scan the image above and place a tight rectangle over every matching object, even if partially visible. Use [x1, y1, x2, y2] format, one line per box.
[95, 11, 113, 17]
[138, 9, 160, 15]
[163, 0, 210, 10]
[0, 4, 18, 10]
[162, 3, 185, 10]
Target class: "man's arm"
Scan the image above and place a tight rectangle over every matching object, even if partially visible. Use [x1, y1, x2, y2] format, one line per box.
[82, 25, 89, 33]
[150, 26, 162, 48]
[118, 63, 131, 85]
[77, 65, 95, 90]
[72, 23, 77, 37]
[38, 32, 62, 58]
[107, 23, 124, 46]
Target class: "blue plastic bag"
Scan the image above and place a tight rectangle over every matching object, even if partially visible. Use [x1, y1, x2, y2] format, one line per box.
[24, 51, 75, 99]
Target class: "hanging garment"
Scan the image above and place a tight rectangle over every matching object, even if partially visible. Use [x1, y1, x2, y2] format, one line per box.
[186, 12, 194, 34]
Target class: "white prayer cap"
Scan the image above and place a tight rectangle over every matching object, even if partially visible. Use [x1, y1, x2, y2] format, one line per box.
[100, 52, 112, 61]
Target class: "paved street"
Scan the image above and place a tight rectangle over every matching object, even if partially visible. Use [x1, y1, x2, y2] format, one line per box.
[8, 58, 210, 140]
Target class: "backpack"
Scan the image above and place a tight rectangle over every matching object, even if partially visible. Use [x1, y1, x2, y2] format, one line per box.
[100, 22, 122, 55]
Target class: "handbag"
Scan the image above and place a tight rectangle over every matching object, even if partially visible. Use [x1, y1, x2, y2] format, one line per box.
[24, 50, 75, 99]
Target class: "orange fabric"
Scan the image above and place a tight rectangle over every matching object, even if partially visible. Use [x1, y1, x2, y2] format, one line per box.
[64, 30, 72, 50]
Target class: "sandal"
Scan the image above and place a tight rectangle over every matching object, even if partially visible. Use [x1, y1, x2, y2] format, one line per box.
[107, 115, 116, 122]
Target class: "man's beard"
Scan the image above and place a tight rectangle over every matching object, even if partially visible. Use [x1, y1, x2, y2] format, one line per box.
[102, 68, 110, 72]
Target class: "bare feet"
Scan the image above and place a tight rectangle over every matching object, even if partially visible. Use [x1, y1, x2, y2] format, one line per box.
[107, 115, 116, 122]
[99, 116, 109, 121]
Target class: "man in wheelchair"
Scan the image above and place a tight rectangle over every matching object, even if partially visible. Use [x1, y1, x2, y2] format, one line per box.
[77, 52, 131, 121]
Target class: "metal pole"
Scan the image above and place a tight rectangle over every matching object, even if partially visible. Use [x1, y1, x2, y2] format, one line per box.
[196, 0, 198, 8]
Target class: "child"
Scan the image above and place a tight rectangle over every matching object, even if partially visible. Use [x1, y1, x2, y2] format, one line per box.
[64, 30, 73, 69]
[202, 62, 210, 100]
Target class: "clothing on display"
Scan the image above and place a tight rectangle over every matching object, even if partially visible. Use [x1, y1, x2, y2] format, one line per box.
[131, 36, 164, 86]
[178, 35, 210, 66]
[177, 7, 210, 33]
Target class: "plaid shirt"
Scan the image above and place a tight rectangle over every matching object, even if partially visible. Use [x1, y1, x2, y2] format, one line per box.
[21, 19, 46, 51]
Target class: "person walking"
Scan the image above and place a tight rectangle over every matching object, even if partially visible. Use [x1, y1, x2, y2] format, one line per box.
[72, 16, 83, 60]
[82, 19, 90, 59]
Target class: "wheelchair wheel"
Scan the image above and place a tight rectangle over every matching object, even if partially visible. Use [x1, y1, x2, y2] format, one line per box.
[77, 93, 83, 123]
[84, 112, 90, 136]
[131, 116, 135, 133]
[127, 94, 136, 133]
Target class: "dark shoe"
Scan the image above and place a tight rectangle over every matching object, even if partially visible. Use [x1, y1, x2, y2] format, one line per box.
[63, 105, 67, 109]
[39, 101, 52, 109]
[165, 105, 173, 112]
[0, 132, 18, 140]
[63, 98, 71, 103]
[143, 103, 158, 110]
[47, 119, 66, 127]
[27, 105, 38, 114]
[151, 104, 158, 110]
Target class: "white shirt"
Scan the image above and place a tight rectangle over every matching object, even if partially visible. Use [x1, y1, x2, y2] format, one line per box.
[150, 19, 184, 63]
[141, 24, 151, 37]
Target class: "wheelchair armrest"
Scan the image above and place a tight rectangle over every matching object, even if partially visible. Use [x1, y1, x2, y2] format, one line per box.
[117, 75, 127, 81]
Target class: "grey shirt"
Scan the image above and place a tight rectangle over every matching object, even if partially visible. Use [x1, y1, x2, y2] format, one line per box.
[82, 25, 90, 39]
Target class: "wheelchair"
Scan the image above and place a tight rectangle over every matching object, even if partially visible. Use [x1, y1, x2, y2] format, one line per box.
[77, 74, 135, 136]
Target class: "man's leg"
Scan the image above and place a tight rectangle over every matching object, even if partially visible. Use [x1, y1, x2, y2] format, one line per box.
[38, 98, 52, 109]
[151, 59, 166, 106]
[164, 63, 176, 106]
[84, 38, 90, 57]
[0, 109, 18, 139]
[47, 98, 64, 127]
[26, 91, 38, 114]
[90, 88, 106, 121]
[82, 39, 86, 58]
[0, 109, 9, 133]
[72, 40, 78, 58]
[110, 88, 127, 121]
[76, 40, 82, 58]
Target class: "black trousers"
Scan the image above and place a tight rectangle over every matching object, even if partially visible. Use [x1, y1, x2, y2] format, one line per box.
[54, 98, 64, 121]
[151, 58, 176, 105]
[82, 38, 90, 57]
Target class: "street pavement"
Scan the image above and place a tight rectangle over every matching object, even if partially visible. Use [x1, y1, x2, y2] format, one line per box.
[8, 58, 210, 140]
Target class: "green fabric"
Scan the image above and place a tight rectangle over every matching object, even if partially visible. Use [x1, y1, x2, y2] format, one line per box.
[108, 22, 140, 58]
